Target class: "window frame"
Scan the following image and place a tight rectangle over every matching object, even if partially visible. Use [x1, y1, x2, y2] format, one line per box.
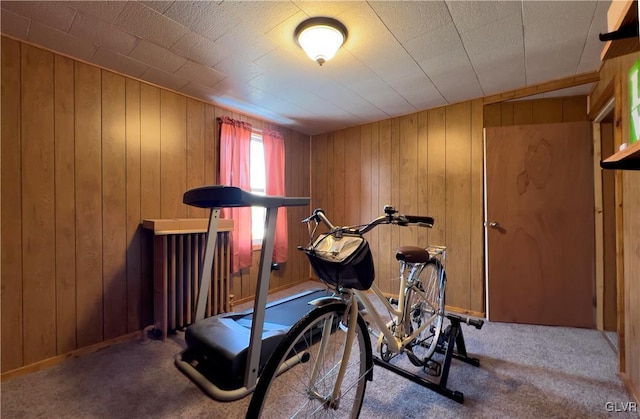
[249, 130, 266, 247]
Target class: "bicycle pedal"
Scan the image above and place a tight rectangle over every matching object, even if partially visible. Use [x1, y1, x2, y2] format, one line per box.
[424, 359, 441, 377]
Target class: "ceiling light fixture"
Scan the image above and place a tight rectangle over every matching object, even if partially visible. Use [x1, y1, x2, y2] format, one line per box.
[294, 17, 348, 66]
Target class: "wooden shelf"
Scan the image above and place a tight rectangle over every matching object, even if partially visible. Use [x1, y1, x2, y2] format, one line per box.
[142, 218, 233, 235]
[601, 0, 640, 61]
[601, 141, 640, 170]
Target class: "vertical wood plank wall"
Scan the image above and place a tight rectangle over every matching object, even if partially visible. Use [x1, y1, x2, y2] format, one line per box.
[483, 96, 588, 127]
[591, 51, 640, 402]
[311, 101, 485, 313]
[0, 37, 310, 373]
[310, 96, 588, 314]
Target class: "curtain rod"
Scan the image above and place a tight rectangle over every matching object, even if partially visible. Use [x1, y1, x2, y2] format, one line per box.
[217, 117, 279, 135]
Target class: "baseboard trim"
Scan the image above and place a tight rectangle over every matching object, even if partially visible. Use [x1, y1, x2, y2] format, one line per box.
[620, 372, 640, 405]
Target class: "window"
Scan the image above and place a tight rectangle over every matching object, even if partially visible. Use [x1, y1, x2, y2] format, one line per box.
[250, 131, 266, 244]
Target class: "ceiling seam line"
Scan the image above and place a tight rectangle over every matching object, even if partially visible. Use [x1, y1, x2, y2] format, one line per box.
[364, 1, 445, 106]
[443, 1, 485, 98]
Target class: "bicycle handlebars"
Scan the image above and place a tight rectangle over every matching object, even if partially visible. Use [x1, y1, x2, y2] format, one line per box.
[302, 207, 434, 235]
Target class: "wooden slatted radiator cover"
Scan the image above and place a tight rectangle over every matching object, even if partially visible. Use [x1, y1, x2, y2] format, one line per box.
[143, 218, 234, 340]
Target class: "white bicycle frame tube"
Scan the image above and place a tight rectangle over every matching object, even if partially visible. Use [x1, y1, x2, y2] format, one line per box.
[353, 273, 439, 354]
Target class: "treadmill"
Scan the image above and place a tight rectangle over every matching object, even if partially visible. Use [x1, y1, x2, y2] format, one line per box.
[175, 185, 319, 401]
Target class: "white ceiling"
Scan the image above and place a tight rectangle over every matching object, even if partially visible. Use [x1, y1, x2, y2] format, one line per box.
[1, 1, 610, 135]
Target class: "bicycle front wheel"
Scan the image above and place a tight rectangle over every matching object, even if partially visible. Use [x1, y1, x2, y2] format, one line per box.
[246, 300, 372, 418]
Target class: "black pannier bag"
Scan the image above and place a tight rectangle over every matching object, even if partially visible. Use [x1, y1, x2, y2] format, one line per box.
[304, 232, 375, 290]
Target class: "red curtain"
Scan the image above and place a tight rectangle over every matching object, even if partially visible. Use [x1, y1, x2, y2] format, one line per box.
[263, 129, 288, 264]
[219, 117, 252, 273]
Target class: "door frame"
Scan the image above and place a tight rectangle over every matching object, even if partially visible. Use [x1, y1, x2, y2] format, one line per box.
[591, 89, 625, 373]
[592, 97, 615, 334]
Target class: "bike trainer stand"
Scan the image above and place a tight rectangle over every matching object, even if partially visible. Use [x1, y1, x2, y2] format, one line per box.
[373, 312, 484, 404]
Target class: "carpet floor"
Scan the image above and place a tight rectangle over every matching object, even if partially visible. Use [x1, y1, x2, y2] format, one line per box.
[1, 284, 636, 418]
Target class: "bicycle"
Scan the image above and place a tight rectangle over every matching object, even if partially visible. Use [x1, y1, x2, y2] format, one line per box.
[246, 205, 447, 418]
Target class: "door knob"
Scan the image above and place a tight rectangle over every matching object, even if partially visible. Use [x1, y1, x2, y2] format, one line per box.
[489, 222, 500, 229]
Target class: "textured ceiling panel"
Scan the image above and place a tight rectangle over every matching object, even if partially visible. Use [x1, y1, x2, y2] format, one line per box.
[461, 13, 523, 58]
[0, 1, 610, 135]
[389, 72, 444, 110]
[221, 1, 300, 34]
[139, 66, 189, 92]
[64, 1, 127, 23]
[91, 48, 150, 78]
[3, 1, 75, 32]
[1, 8, 29, 39]
[174, 61, 227, 88]
[403, 23, 464, 64]
[472, 46, 526, 94]
[447, 0, 521, 33]
[179, 81, 222, 103]
[129, 39, 187, 74]
[216, 26, 278, 62]
[114, 2, 189, 48]
[28, 20, 97, 61]
[369, 1, 453, 42]
[169, 31, 232, 68]
[69, 12, 138, 55]
[162, 1, 238, 42]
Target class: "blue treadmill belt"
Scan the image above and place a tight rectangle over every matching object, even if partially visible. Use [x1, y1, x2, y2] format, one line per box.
[237, 289, 329, 328]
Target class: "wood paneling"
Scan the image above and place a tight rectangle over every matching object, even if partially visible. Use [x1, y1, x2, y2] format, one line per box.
[446, 102, 473, 309]
[591, 51, 640, 402]
[75, 61, 103, 348]
[186, 99, 206, 219]
[160, 91, 187, 219]
[426, 108, 447, 247]
[139, 83, 161, 329]
[601, 123, 617, 331]
[484, 96, 588, 127]
[54, 54, 76, 354]
[1, 37, 23, 371]
[125, 78, 142, 333]
[377, 119, 393, 292]
[21, 44, 56, 364]
[470, 100, 485, 313]
[102, 71, 127, 340]
[0, 37, 311, 373]
[311, 101, 485, 312]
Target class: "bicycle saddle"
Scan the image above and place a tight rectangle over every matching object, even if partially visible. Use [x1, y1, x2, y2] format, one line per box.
[395, 246, 430, 263]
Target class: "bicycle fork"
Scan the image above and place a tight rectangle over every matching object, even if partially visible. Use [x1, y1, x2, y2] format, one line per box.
[306, 294, 360, 410]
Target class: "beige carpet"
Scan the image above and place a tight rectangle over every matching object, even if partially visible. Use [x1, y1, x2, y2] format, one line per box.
[1, 283, 636, 418]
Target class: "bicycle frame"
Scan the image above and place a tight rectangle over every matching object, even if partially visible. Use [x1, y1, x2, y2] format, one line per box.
[309, 251, 445, 409]
[298, 209, 445, 411]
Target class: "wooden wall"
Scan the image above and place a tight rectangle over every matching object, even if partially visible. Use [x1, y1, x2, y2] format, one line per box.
[484, 96, 588, 126]
[311, 101, 485, 313]
[0, 37, 310, 373]
[310, 96, 589, 314]
[590, 51, 640, 402]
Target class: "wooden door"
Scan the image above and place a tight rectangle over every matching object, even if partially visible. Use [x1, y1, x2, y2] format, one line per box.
[485, 121, 595, 328]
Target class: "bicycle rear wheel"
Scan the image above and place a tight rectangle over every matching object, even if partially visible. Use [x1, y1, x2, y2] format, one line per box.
[404, 259, 446, 362]
[246, 300, 372, 418]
